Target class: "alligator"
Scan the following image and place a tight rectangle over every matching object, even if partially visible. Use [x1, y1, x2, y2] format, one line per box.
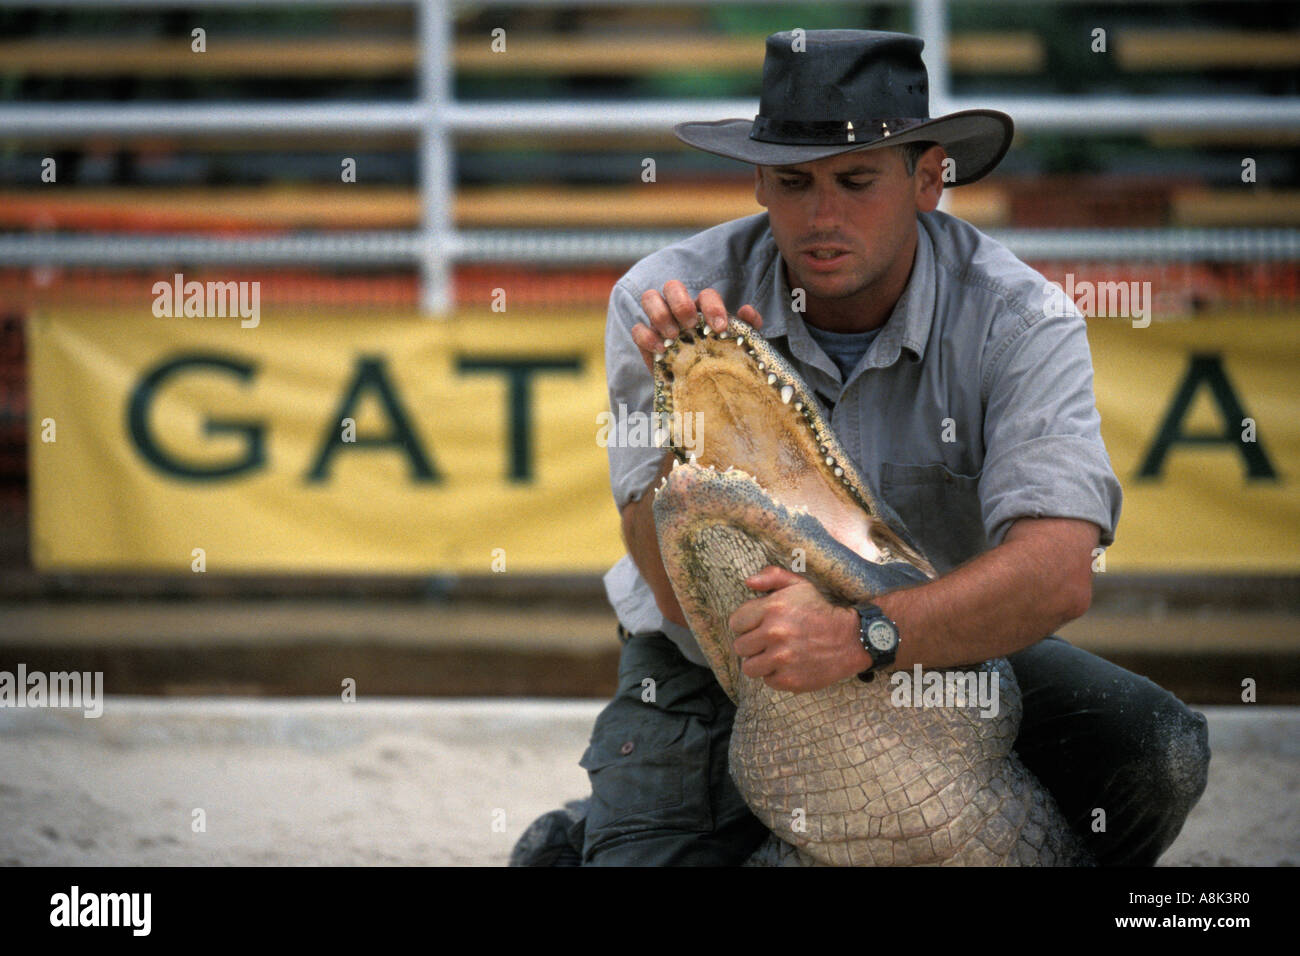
[650, 313, 1093, 866]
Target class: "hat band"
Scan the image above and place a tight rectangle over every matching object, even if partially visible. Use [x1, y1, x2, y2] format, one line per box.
[749, 116, 928, 146]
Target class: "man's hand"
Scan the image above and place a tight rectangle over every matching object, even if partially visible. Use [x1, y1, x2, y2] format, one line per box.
[628, 280, 764, 373]
[728, 566, 869, 693]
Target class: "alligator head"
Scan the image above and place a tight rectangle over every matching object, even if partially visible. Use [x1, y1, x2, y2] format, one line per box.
[649, 313, 1090, 866]
[650, 313, 935, 701]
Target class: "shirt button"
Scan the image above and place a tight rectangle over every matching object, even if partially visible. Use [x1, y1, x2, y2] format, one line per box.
[620, 741, 635, 755]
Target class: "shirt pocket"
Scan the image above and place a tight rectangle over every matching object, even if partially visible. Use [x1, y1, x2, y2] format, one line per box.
[879, 461, 987, 575]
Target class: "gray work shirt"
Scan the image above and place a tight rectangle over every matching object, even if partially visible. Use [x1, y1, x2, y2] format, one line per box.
[603, 209, 1122, 668]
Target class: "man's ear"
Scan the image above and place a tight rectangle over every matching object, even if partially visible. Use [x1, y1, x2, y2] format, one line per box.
[914, 146, 946, 213]
[753, 166, 769, 208]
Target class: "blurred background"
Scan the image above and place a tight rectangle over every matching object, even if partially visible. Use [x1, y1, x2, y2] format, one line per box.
[0, 0, 1297, 710]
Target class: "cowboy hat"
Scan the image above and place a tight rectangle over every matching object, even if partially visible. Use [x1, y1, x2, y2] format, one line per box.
[674, 30, 1013, 186]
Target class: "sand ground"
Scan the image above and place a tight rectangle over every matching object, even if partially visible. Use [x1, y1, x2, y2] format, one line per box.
[0, 699, 1295, 866]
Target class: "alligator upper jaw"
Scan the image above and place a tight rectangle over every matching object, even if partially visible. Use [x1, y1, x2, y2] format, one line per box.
[652, 314, 934, 577]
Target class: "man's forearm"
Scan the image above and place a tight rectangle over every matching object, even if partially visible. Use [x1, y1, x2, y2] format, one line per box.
[620, 451, 688, 628]
[871, 518, 1098, 671]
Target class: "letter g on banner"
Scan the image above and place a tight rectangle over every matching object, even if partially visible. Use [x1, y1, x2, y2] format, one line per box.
[127, 353, 265, 480]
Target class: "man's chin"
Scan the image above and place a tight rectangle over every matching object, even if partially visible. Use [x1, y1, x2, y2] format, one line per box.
[791, 274, 868, 303]
[783, 257, 872, 303]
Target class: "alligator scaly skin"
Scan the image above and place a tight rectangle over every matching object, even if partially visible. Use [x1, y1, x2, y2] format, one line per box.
[651, 315, 1093, 866]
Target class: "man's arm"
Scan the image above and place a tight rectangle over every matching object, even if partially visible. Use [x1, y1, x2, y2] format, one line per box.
[730, 515, 1099, 692]
[873, 515, 1097, 668]
[620, 450, 687, 628]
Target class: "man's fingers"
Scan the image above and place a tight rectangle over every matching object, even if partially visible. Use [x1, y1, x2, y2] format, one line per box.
[639, 289, 684, 341]
[629, 322, 664, 372]
[739, 649, 777, 679]
[728, 595, 765, 636]
[662, 280, 703, 330]
[732, 629, 764, 659]
[696, 288, 729, 333]
[746, 565, 803, 592]
[634, 284, 765, 373]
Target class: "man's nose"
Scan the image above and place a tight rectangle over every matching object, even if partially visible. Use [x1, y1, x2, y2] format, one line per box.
[808, 183, 844, 229]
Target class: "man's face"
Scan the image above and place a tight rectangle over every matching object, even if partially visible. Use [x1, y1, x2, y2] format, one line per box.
[754, 145, 941, 312]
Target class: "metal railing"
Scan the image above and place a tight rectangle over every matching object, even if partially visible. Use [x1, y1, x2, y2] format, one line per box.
[1, 0, 1298, 312]
[3, 229, 1298, 267]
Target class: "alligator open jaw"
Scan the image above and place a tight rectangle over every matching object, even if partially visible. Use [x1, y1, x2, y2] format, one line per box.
[652, 314, 933, 577]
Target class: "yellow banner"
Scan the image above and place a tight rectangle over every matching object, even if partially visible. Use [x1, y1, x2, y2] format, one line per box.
[27, 308, 1300, 574]
[29, 309, 624, 573]
[1088, 312, 1299, 572]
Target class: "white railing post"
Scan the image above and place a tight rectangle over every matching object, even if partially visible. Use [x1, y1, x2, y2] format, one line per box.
[418, 0, 454, 315]
[914, 0, 951, 116]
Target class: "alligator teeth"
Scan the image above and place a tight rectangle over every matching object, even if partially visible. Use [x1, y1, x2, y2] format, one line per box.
[780, 385, 794, 404]
[717, 331, 728, 339]
[818, 445, 828, 455]
[834, 466, 844, 477]
[700, 325, 712, 337]
[654, 352, 666, 363]
[794, 401, 803, 412]
[757, 362, 766, 371]
[735, 337, 745, 347]
[663, 338, 675, 349]
[766, 373, 777, 385]
[825, 456, 834, 467]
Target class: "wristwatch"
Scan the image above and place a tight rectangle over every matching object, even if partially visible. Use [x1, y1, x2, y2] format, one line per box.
[854, 603, 900, 683]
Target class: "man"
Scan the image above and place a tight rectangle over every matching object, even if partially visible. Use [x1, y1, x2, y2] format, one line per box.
[512, 29, 1209, 867]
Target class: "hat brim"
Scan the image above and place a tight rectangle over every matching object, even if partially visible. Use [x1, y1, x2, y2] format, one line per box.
[674, 110, 1013, 186]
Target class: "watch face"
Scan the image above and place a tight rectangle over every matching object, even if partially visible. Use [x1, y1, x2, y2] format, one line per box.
[866, 619, 897, 652]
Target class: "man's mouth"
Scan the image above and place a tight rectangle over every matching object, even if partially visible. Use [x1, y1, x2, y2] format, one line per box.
[801, 248, 850, 270]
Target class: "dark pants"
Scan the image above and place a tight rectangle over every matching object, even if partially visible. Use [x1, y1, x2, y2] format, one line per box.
[577, 630, 1210, 866]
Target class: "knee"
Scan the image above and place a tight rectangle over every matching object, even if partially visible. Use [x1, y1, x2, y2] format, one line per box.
[1156, 707, 1211, 811]
[1128, 699, 1211, 814]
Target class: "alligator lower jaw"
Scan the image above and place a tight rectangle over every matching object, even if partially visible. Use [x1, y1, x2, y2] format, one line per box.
[653, 315, 933, 576]
[652, 458, 930, 702]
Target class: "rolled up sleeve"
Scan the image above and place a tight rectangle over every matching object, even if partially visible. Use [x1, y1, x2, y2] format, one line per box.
[605, 280, 666, 509]
[979, 302, 1123, 548]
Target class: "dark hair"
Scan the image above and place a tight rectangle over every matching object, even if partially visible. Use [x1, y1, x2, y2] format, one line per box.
[899, 140, 940, 175]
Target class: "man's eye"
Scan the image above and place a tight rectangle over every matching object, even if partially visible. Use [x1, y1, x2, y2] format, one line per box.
[842, 180, 873, 190]
[778, 178, 806, 188]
